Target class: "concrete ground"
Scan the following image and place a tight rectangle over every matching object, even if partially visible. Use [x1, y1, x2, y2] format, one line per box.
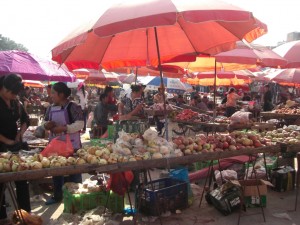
[3, 121, 300, 224]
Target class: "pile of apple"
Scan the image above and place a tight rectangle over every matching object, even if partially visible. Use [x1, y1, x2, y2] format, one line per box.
[172, 131, 270, 155]
[175, 109, 199, 121]
[261, 127, 300, 144]
[274, 108, 300, 115]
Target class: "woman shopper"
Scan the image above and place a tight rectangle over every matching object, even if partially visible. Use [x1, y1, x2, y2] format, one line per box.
[44, 82, 84, 205]
[225, 88, 242, 117]
[0, 74, 31, 221]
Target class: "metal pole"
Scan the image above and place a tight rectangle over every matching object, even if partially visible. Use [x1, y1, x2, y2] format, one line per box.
[154, 27, 168, 140]
[213, 58, 217, 121]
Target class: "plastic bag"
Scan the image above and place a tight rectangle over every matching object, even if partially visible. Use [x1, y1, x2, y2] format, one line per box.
[107, 171, 134, 196]
[214, 170, 237, 185]
[41, 134, 74, 157]
[86, 111, 93, 128]
[230, 111, 251, 125]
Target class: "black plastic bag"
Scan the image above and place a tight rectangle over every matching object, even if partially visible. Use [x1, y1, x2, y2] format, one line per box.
[206, 182, 242, 216]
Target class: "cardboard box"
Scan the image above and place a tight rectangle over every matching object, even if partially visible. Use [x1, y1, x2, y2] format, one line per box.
[233, 179, 273, 208]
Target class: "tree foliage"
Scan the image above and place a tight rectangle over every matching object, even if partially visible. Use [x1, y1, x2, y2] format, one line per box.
[0, 34, 28, 52]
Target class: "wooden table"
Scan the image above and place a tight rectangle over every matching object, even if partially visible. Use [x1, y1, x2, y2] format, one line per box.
[0, 144, 293, 183]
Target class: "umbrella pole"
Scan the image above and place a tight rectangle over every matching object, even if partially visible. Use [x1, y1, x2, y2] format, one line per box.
[135, 67, 138, 85]
[213, 59, 217, 121]
[154, 27, 168, 140]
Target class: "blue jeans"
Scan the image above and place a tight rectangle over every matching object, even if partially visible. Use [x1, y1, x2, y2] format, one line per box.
[52, 174, 82, 201]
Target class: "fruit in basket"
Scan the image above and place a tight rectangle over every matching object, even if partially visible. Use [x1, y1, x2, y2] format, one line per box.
[76, 158, 86, 165]
[11, 162, 19, 172]
[31, 161, 43, 170]
[228, 145, 237, 151]
[41, 157, 50, 168]
[67, 156, 76, 165]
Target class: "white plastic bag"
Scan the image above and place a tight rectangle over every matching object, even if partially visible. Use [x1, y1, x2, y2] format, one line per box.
[230, 111, 251, 125]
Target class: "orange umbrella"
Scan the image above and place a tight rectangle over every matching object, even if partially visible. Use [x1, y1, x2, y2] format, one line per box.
[188, 70, 252, 86]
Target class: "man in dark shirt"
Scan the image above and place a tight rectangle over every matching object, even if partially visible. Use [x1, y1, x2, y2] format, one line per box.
[263, 84, 273, 111]
[93, 93, 118, 135]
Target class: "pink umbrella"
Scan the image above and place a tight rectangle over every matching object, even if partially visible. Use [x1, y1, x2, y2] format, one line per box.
[0, 50, 76, 82]
[273, 40, 300, 68]
[52, 0, 267, 71]
[215, 41, 287, 68]
[265, 68, 300, 86]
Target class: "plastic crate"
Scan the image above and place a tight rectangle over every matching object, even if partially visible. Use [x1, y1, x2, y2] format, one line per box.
[136, 178, 188, 216]
[63, 188, 124, 214]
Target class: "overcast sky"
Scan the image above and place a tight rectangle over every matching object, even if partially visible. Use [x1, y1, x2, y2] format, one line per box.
[1, 0, 299, 59]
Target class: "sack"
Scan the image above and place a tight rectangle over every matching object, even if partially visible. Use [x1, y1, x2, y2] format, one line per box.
[206, 182, 242, 215]
[41, 134, 74, 157]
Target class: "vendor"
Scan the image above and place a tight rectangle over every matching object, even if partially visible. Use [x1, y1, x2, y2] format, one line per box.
[44, 82, 84, 205]
[225, 88, 242, 117]
[104, 86, 117, 105]
[153, 86, 167, 135]
[118, 84, 144, 120]
[93, 93, 118, 136]
[0, 74, 31, 221]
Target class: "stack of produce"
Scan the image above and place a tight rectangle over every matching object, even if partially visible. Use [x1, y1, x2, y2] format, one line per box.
[273, 108, 300, 115]
[260, 125, 300, 144]
[172, 130, 271, 155]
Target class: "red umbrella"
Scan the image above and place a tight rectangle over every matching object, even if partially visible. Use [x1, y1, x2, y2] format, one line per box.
[273, 40, 300, 68]
[108, 65, 185, 78]
[52, 0, 267, 71]
[73, 68, 120, 84]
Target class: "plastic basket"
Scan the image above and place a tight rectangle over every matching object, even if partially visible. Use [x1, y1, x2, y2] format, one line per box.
[136, 178, 188, 216]
[63, 188, 124, 214]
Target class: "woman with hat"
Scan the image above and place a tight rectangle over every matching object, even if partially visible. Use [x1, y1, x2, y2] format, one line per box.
[0, 74, 31, 221]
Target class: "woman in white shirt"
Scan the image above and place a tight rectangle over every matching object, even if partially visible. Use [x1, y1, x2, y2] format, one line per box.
[76, 83, 88, 132]
[225, 88, 242, 117]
